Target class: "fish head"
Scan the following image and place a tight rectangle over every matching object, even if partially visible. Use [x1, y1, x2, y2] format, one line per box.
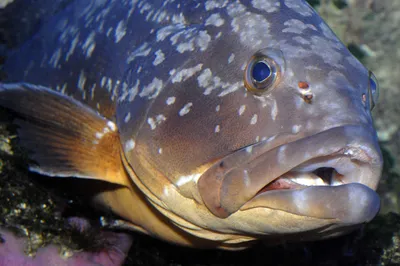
[117, 1, 382, 247]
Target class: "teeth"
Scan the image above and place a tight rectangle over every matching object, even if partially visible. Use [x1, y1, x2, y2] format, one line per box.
[276, 169, 345, 188]
[331, 170, 345, 186]
[284, 172, 328, 186]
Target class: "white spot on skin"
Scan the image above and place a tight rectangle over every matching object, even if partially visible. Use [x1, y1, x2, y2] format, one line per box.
[292, 125, 301, 134]
[106, 27, 113, 37]
[153, 49, 165, 66]
[246, 146, 253, 153]
[124, 112, 131, 123]
[197, 68, 239, 96]
[284, 0, 314, 17]
[171, 64, 203, 83]
[105, 78, 113, 93]
[148, 118, 156, 130]
[156, 25, 185, 42]
[147, 114, 167, 130]
[271, 100, 278, 120]
[198, 69, 212, 88]
[228, 53, 235, 64]
[266, 135, 277, 143]
[227, 1, 246, 16]
[139, 78, 163, 99]
[49, 48, 62, 68]
[282, 19, 317, 34]
[107, 121, 117, 132]
[171, 13, 187, 24]
[238, 105, 246, 116]
[118, 80, 139, 102]
[175, 174, 202, 187]
[215, 105, 220, 112]
[125, 139, 135, 152]
[82, 31, 96, 58]
[158, 148, 163, 154]
[170, 30, 186, 45]
[205, 0, 228, 10]
[293, 36, 310, 45]
[229, 4, 270, 49]
[65, 35, 79, 62]
[205, 13, 225, 27]
[277, 145, 287, 162]
[215, 125, 220, 133]
[197, 30, 211, 51]
[176, 30, 211, 53]
[177, 40, 194, 53]
[95, 132, 103, 139]
[251, 0, 280, 13]
[101, 77, 106, 87]
[243, 170, 250, 187]
[218, 82, 240, 97]
[179, 102, 193, 116]
[250, 114, 258, 125]
[153, 10, 168, 23]
[78, 70, 87, 91]
[166, 97, 176, 105]
[86, 43, 96, 58]
[127, 42, 151, 63]
[115, 20, 127, 43]
[163, 186, 170, 196]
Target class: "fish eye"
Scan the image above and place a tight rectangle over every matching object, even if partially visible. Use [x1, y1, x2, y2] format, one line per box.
[368, 71, 379, 110]
[244, 50, 281, 95]
[252, 61, 271, 83]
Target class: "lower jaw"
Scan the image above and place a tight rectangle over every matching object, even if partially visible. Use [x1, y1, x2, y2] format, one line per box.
[243, 182, 380, 225]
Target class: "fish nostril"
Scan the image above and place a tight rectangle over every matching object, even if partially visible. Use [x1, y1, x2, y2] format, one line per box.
[362, 93, 367, 105]
[298, 81, 309, 89]
[302, 93, 313, 103]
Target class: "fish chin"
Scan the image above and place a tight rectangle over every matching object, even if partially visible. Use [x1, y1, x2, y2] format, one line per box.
[198, 125, 382, 226]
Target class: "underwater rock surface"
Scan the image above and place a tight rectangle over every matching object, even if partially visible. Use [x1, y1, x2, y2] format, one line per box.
[0, 0, 13, 9]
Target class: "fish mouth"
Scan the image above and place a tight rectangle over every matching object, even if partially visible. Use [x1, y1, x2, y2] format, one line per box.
[198, 125, 383, 224]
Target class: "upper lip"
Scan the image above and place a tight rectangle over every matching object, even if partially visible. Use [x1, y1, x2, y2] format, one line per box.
[198, 125, 383, 218]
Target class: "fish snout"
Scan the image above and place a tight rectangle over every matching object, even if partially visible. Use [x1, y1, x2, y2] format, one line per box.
[198, 125, 382, 225]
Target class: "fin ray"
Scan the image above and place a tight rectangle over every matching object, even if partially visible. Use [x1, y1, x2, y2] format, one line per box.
[0, 82, 130, 186]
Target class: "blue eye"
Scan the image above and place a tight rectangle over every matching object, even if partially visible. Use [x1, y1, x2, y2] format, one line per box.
[252, 61, 271, 83]
[244, 49, 281, 95]
[368, 71, 379, 110]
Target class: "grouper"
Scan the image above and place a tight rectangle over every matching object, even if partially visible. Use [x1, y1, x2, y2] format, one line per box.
[0, 0, 382, 258]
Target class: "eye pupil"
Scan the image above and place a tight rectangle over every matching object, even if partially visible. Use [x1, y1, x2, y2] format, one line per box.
[244, 49, 282, 95]
[252, 61, 271, 83]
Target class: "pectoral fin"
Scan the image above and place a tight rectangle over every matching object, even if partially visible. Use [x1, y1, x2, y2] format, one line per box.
[0, 82, 129, 187]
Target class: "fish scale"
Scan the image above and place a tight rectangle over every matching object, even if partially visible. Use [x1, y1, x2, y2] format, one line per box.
[0, 0, 382, 251]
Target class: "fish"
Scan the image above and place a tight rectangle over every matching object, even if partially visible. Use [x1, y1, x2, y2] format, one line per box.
[0, 0, 382, 251]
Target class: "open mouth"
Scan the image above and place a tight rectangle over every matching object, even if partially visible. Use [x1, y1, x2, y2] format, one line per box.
[198, 125, 383, 220]
[258, 167, 343, 193]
